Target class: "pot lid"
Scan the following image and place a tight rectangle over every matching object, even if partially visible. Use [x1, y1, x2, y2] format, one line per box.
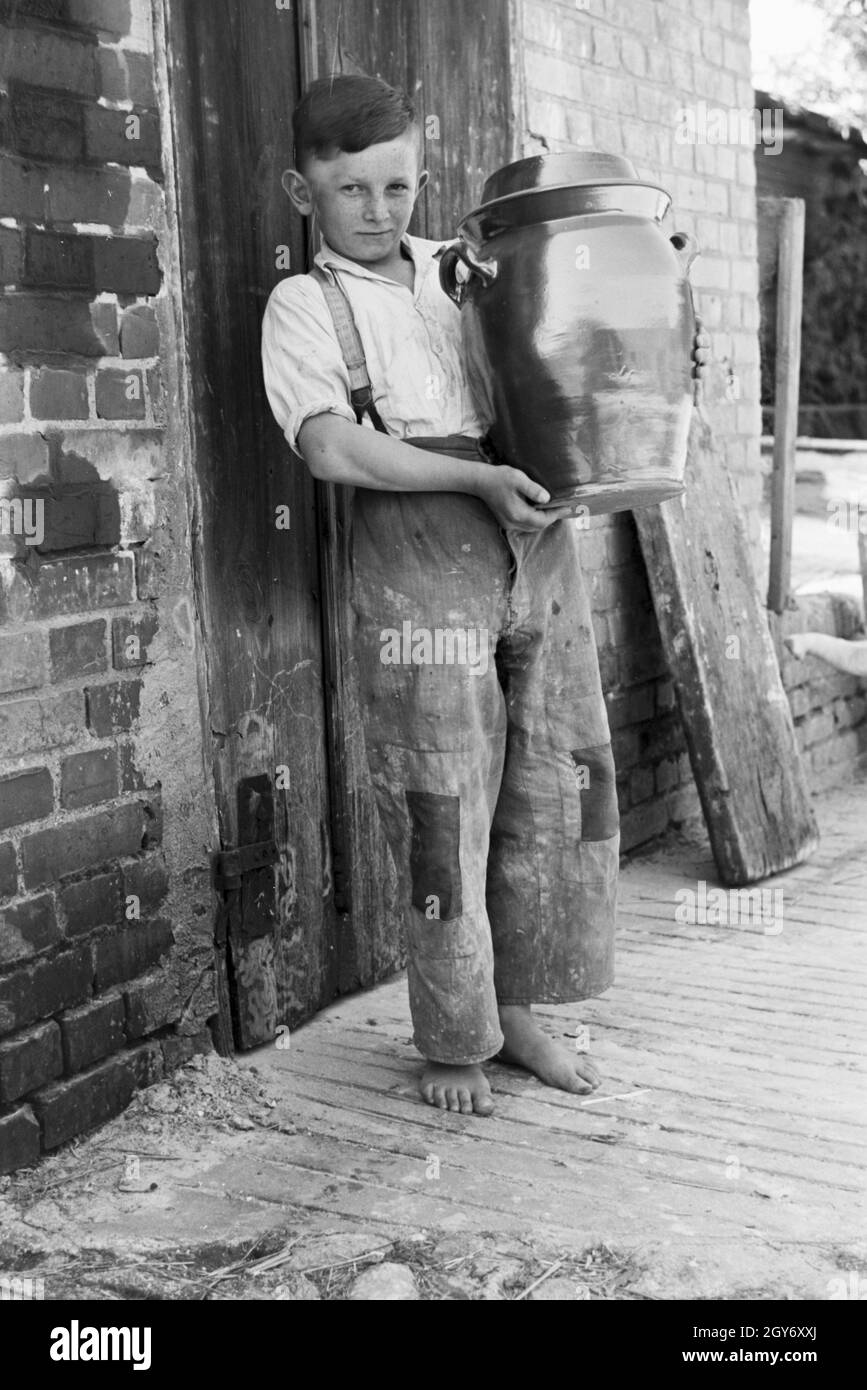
[481, 151, 641, 202]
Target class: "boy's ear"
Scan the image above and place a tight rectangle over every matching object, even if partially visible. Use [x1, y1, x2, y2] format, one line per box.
[282, 168, 314, 215]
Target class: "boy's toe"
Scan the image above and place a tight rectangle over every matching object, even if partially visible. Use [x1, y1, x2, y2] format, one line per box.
[457, 1088, 473, 1114]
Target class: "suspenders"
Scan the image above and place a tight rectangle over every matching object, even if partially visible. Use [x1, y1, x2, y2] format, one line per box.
[309, 263, 389, 435]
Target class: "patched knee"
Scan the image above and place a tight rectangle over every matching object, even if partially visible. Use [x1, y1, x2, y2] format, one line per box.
[569, 744, 619, 841]
[405, 790, 463, 921]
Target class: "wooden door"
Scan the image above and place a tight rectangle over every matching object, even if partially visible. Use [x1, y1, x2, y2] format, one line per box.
[163, 0, 513, 1049]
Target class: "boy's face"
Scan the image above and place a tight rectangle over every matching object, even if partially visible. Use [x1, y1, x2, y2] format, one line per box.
[285, 129, 428, 266]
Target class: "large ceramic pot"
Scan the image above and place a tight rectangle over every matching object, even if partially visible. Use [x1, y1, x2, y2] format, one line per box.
[437, 152, 699, 514]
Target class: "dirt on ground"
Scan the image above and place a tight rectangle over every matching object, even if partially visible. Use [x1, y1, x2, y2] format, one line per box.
[0, 1052, 648, 1301]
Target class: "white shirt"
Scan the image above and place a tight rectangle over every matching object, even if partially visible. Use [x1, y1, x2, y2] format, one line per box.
[261, 232, 484, 457]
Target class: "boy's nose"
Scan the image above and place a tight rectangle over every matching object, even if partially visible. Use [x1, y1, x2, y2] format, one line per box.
[363, 196, 390, 223]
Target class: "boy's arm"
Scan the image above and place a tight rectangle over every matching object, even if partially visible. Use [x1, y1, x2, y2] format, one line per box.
[298, 412, 558, 530]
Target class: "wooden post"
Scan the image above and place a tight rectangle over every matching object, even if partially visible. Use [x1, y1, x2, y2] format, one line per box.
[763, 196, 805, 614]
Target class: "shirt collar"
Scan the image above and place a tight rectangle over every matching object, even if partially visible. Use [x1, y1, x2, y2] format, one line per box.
[315, 232, 423, 285]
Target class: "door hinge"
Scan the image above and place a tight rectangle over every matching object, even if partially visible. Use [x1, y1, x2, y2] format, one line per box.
[214, 838, 279, 890]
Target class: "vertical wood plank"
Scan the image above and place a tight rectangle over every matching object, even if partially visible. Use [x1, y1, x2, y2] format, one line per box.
[764, 196, 806, 613]
[164, 0, 337, 1040]
[635, 410, 819, 885]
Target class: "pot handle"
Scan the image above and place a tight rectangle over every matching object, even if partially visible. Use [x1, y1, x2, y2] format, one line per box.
[670, 230, 700, 274]
[435, 239, 498, 307]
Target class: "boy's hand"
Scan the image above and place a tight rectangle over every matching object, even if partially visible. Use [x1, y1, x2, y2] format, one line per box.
[476, 466, 563, 531]
[692, 316, 711, 405]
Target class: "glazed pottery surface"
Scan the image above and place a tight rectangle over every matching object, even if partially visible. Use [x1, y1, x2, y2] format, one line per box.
[438, 152, 698, 513]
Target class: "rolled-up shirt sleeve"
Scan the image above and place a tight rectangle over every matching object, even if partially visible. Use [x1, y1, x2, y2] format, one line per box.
[261, 275, 358, 457]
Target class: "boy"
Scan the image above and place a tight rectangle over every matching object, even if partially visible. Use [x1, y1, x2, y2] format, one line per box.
[262, 75, 707, 1117]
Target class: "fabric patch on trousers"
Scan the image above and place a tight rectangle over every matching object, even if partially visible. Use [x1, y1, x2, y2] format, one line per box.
[569, 744, 619, 841]
[405, 790, 462, 921]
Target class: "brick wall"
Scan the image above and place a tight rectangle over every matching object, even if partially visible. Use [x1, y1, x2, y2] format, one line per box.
[0, 0, 216, 1175]
[780, 595, 867, 786]
[510, 0, 864, 850]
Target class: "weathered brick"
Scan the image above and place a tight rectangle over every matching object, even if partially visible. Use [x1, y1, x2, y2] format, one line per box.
[146, 365, 164, 421]
[122, 852, 168, 912]
[656, 678, 677, 713]
[611, 726, 640, 770]
[59, 867, 122, 936]
[24, 230, 93, 289]
[96, 48, 155, 108]
[0, 945, 92, 1036]
[0, 1020, 62, 1102]
[640, 715, 685, 764]
[801, 709, 835, 749]
[118, 740, 146, 792]
[0, 630, 46, 695]
[6, 86, 85, 163]
[0, 226, 23, 284]
[93, 915, 173, 991]
[0, 1104, 39, 1174]
[49, 619, 106, 681]
[0, 369, 25, 423]
[20, 799, 156, 889]
[0, 768, 53, 830]
[629, 763, 655, 805]
[128, 1036, 163, 1087]
[0, 293, 117, 356]
[788, 685, 811, 720]
[0, 842, 16, 899]
[0, 1, 67, 22]
[0, 433, 50, 483]
[0, 154, 45, 219]
[95, 368, 146, 420]
[605, 684, 656, 729]
[59, 990, 125, 1073]
[0, 691, 85, 757]
[57, 427, 161, 486]
[655, 755, 680, 794]
[597, 647, 618, 688]
[606, 520, 640, 567]
[31, 1051, 135, 1149]
[124, 966, 179, 1039]
[120, 304, 159, 358]
[23, 483, 118, 554]
[60, 746, 119, 810]
[93, 234, 160, 294]
[618, 642, 668, 686]
[0, 894, 60, 967]
[0, 552, 135, 623]
[85, 106, 161, 170]
[620, 797, 669, 853]
[29, 367, 90, 421]
[673, 771, 701, 815]
[86, 678, 142, 735]
[67, 0, 134, 36]
[44, 163, 134, 226]
[0, 24, 97, 96]
[111, 610, 157, 669]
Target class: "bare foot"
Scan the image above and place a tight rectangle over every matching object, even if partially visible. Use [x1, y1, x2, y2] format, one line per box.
[497, 1004, 601, 1094]
[420, 1061, 494, 1115]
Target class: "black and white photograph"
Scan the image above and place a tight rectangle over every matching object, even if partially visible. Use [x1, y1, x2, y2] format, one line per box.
[0, 0, 865, 1345]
